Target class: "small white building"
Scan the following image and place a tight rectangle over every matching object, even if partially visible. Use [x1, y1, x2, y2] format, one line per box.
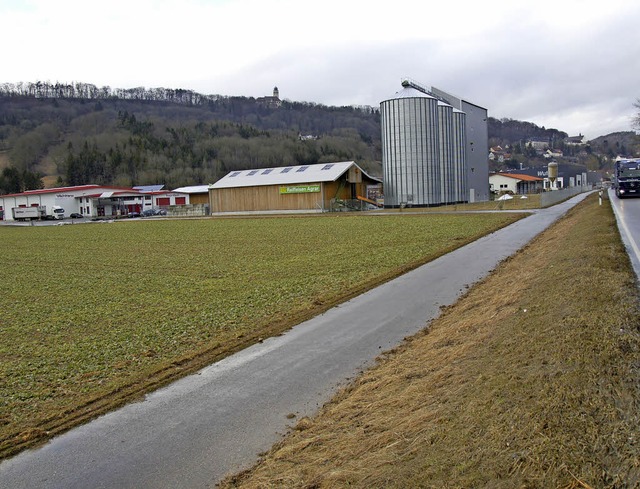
[0, 185, 189, 221]
[527, 139, 550, 151]
[544, 149, 563, 159]
[489, 173, 544, 195]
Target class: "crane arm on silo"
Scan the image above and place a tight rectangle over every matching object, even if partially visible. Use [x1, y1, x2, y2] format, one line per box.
[401, 78, 431, 95]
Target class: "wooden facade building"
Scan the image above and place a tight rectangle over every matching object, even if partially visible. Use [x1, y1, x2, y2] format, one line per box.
[209, 161, 382, 213]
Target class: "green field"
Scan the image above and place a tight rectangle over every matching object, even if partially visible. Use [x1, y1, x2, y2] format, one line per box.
[0, 212, 520, 457]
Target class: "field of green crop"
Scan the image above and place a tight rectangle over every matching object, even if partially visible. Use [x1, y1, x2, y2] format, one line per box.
[0, 212, 520, 457]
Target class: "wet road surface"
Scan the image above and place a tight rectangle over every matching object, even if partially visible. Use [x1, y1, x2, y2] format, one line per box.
[609, 189, 640, 279]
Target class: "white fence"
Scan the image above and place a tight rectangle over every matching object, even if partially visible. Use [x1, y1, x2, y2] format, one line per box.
[540, 186, 589, 207]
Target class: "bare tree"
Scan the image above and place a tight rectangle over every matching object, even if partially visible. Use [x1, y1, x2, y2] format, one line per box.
[633, 99, 640, 131]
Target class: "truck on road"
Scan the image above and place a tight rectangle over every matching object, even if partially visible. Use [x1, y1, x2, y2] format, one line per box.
[613, 158, 640, 198]
[11, 205, 65, 221]
[12, 207, 43, 220]
[46, 205, 65, 220]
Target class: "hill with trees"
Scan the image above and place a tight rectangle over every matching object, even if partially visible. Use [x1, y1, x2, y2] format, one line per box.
[488, 118, 638, 173]
[0, 82, 381, 193]
[488, 117, 568, 147]
[587, 131, 638, 159]
[1, 81, 637, 193]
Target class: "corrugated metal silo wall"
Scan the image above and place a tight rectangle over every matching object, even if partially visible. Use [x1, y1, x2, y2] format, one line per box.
[461, 102, 489, 202]
[430, 87, 489, 202]
[452, 110, 468, 203]
[438, 102, 455, 205]
[380, 97, 441, 207]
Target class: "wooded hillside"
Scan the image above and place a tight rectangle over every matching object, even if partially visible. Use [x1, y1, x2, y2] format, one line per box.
[1, 81, 632, 193]
[0, 82, 381, 192]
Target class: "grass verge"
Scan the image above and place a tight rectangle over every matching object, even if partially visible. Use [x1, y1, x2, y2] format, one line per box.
[375, 193, 541, 212]
[219, 193, 640, 488]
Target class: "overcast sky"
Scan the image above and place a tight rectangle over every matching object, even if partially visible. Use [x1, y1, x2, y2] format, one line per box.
[2, 0, 639, 140]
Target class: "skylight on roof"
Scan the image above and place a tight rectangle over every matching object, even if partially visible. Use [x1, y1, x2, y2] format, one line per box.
[262, 169, 273, 175]
[281, 167, 293, 173]
[296, 166, 309, 172]
[247, 170, 259, 176]
[321, 164, 335, 170]
[229, 171, 241, 177]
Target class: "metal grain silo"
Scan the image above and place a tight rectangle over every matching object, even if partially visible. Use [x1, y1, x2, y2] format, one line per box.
[380, 85, 441, 207]
[438, 101, 455, 205]
[452, 108, 468, 203]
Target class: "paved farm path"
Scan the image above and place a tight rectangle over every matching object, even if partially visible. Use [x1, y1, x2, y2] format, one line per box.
[0, 193, 592, 489]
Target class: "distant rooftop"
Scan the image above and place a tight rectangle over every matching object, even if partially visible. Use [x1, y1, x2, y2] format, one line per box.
[133, 185, 164, 192]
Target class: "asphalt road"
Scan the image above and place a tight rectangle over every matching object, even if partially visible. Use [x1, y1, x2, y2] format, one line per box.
[0, 192, 594, 489]
[609, 189, 640, 279]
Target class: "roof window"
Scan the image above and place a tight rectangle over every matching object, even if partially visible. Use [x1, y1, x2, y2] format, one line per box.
[262, 169, 273, 175]
[321, 164, 335, 170]
[247, 170, 259, 176]
[281, 167, 293, 173]
[229, 171, 241, 177]
[296, 166, 309, 172]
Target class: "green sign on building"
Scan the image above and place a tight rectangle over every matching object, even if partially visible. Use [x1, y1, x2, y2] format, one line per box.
[279, 184, 321, 194]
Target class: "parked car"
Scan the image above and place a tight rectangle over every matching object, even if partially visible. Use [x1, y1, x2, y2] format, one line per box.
[70, 212, 83, 219]
[127, 211, 141, 218]
[141, 208, 167, 217]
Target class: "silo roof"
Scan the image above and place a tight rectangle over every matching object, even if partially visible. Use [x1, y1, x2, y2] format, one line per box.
[382, 86, 436, 102]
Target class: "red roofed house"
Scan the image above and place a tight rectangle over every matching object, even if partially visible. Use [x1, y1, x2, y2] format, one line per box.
[489, 173, 544, 195]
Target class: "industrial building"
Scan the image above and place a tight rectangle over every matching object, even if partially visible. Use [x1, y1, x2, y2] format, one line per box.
[0, 185, 190, 221]
[380, 80, 489, 207]
[209, 161, 382, 213]
[499, 163, 589, 191]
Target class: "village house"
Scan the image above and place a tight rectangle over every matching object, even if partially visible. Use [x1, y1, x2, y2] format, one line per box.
[489, 172, 545, 195]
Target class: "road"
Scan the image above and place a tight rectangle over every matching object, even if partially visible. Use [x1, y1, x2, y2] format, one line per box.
[609, 189, 640, 279]
[0, 193, 594, 489]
